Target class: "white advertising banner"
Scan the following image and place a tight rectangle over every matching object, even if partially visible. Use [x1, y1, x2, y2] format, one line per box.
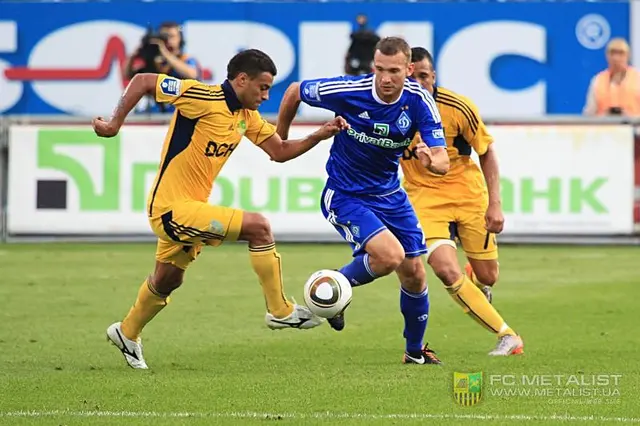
[7, 124, 635, 237]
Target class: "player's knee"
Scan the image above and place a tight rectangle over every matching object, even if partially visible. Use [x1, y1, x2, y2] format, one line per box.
[152, 264, 185, 295]
[432, 263, 462, 287]
[372, 247, 405, 275]
[398, 260, 426, 293]
[476, 267, 499, 286]
[240, 212, 273, 246]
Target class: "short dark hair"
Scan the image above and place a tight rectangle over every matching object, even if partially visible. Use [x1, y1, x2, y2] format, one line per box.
[411, 47, 434, 67]
[375, 36, 411, 61]
[227, 49, 278, 80]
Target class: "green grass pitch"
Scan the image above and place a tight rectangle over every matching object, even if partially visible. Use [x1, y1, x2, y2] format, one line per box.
[0, 243, 638, 425]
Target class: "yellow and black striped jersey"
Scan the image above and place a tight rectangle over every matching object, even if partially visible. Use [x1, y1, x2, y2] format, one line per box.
[147, 74, 276, 216]
[401, 86, 493, 199]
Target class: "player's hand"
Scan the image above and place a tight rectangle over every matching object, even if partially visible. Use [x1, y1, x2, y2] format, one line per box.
[415, 141, 433, 168]
[92, 117, 119, 138]
[315, 116, 350, 140]
[485, 202, 504, 234]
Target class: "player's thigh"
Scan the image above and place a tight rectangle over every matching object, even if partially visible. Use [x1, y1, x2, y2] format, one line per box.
[155, 237, 204, 271]
[321, 186, 397, 258]
[150, 201, 243, 269]
[456, 203, 498, 262]
[152, 201, 244, 246]
[374, 190, 429, 259]
[413, 204, 462, 285]
[364, 229, 405, 272]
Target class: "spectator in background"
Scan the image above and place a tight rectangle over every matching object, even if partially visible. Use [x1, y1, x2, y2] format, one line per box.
[124, 21, 202, 113]
[583, 38, 640, 117]
[344, 14, 380, 76]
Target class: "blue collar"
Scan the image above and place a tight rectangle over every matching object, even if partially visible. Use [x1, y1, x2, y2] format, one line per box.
[222, 80, 243, 112]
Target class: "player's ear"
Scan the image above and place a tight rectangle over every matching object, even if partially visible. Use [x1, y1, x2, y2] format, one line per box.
[236, 72, 248, 87]
[407, 62, 415, 76]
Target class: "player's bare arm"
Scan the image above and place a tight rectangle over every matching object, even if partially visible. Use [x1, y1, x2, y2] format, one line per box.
[275, 82, 302, 140]
[415, 141, 449, 175]
[479, 143, 504, 233]
[92, 73, 157, 138]
[261, 116, 349, 163]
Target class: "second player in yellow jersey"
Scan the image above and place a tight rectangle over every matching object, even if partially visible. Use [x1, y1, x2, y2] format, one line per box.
[92, 49, 349, 369]
[400, 47, 524, 356]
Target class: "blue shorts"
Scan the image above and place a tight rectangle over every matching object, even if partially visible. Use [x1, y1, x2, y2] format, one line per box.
[321, 186, 427, 258]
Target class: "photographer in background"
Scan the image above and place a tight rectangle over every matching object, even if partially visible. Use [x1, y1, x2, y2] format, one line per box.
[344, 14, 380, 76]
[583, 38, 640, 117]
[125, 21, 201, 113]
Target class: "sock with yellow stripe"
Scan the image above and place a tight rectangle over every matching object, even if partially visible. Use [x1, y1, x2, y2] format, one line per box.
[249, 243, 294, 319]
[121, 277, 170, 341]
[447, 275, 515, 337]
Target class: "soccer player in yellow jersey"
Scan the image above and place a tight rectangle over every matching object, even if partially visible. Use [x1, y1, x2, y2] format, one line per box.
[92, 49, 349, 369]
[400, 47, 524, 356]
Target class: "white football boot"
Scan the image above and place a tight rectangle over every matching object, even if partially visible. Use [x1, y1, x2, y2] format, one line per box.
[489, 334, 524, 356]
[106, 322, 149, 369]
[265, 303, 324, 330]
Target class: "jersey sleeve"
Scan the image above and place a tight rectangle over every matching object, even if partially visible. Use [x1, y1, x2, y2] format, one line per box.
[245, 110, 277, 146]
[154, 74, 212, 118]
[457, 95, 493, 155]
[414, 91, 447, 149]
[299, 76, 352, 113]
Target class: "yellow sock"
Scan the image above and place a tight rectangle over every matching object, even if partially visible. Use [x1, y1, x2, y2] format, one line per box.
[447, 275, 515, 337]
[249, 243, 294, 318]
[121, 277, 170, 340]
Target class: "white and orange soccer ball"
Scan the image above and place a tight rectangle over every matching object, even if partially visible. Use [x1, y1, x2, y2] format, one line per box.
[303, 269, 353, 319]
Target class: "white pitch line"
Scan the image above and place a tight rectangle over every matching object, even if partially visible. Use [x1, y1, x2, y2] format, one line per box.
[0, 411, 639, 423]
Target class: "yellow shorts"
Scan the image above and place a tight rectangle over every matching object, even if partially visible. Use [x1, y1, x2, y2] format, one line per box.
[409, 190, 498, 261]
[149, 200, 244, 270]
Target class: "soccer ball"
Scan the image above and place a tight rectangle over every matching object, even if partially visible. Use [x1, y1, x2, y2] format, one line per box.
[303, 269, 353, 319]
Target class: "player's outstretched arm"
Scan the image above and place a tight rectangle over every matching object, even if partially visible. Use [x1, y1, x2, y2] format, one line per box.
[276, 82, 302, 140]
[261, 116, 349, 163]
[92, 73, 157, 138]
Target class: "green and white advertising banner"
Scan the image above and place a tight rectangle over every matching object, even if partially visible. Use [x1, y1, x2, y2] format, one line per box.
[7, 124, 635, 237]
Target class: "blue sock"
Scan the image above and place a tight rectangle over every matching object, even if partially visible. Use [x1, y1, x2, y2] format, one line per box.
[400, 286, 429, 354]
[339, 253, 377, 287]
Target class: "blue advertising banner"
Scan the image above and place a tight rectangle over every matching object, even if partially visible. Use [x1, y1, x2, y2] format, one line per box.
[0, 1, 629, 116]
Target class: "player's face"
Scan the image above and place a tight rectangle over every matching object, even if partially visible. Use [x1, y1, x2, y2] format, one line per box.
[411, 58, 436, 94]
[160, 27, 181, 52]
[373, 50, 413, 101]
[238, 72, 274, 110]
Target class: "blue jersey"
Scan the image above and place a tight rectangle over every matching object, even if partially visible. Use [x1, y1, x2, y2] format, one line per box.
[300, 74, 446, 195]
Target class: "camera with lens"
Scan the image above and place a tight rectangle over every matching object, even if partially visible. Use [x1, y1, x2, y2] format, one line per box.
[132, 26, 169, 74]
[345, 14, 380, 76]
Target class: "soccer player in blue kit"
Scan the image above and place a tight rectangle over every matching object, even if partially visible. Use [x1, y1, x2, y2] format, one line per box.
[277, 37, 450, 365]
